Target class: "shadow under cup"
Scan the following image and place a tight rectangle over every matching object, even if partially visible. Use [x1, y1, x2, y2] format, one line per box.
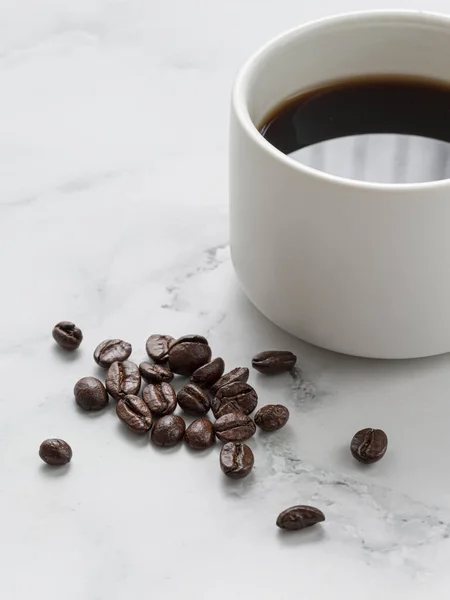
[230, 11, 450, 359]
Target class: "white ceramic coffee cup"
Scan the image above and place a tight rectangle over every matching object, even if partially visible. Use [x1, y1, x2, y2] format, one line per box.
[230, 10, 450, 359]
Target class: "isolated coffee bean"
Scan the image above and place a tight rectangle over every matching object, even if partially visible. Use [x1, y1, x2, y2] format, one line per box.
[254, 405, 289, 431]
[185, 418, 215, 450]
[252, 350, 297, 374]
[177, 383, 211, 415]
[214, 412, 256, 443]
[212, 382, 258, 418]
[350, 428, 388, 464]
[168, 334, 212, 376]
[94, 339, 132, 367]
[105, 360, 141, 400]
[74, 377, 109, 411]
[52, 321, 83, 350]
[276, 506, 325, 531]
[151, 415, 186, 447]
[191, 357, 225, 388]
[211, 367, 249, 396]
[142, 382, 177, 416]
[139, 362, 174, 384]
[220, 442, 254, 479]
[145, 334, 175, 363]
[116, 395, 153, 433]
[39, 439, 72, 466]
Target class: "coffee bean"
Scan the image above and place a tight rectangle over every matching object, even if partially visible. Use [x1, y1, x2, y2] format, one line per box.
[105, 360, 141, 400]
[142, 382, 177, 416]
[254, 404, 289, 431]
[52, 321, 83, 350]
[116, 395, 153, 433]
[139, 362, 174, 384]
[39, 439, 72, 466]
[94, 339, 132, 368]
[177, 383, 211, 415]
[168, 334, 212, 376]
[145, 334, 175, 363]
[350, 428, 388, 464]
[185, 418, 215, 450]
[191, 357, 225, 388]
[276, 506, 325, 531]
[212, 382, 258, 418]
[214, 412, 256, 443]
[220, 442, 254, 479]
[151, 415, 186, 447]
[211, 367, 249, 396]
[252, 350, 297, 375]
[74, 377, 109, 411]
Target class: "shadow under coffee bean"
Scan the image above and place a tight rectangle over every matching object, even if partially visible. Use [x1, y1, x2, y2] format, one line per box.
[259, 75, 450, 184]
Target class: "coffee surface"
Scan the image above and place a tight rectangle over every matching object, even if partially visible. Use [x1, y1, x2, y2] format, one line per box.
[259, 76, 450, 183]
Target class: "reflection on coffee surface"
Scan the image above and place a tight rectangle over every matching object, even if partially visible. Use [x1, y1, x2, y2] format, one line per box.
[259, 76, 450, 183]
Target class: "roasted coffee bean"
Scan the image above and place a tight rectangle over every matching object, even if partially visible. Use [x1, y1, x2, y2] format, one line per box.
[214, 411, 256, 443]
[74, 377, 109, 411]
[276, 506, 325, 531]
[105, 360, 141, 400]
[220, 442, 254, 479]
[350, 428, 388, 464]
[211, 367, 249, 396]
[191, 357, 225, 388]
[94, 339, 132, 367]
[145, 334, 175, 363]
[52, 321, 83, 350]
[254, 404, 289, 431]
[185, 418, 215, 450]
[151, 415, 186, 447]
[142, 382, 177, 416]
[177, 383, 211, 415]
[252, 350, 297, 374]
[39, 439, 72, 466]
[139, 362, 174, 384]
[168, 334, 212, 376]
[212, 382, 258, 418]
[116, 395, 153, 433]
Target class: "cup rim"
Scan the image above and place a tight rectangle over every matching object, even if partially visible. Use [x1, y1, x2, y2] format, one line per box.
[232, 9, 450, 192]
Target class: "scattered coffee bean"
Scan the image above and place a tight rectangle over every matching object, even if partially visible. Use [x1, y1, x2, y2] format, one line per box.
[254, 404, 289, 431]
[177, 383, 211, 415]
[74, 377, 109, 411]
[252, 350, 297, 374]
[168, 334, 212, 376]
[116, 395, 153, 433]
[39, 439, 72, 466]
[191, 357, 225, 388]
[94, 339, 132, 367]
[105, 360, 141, 400]
[211, 367, 249, 396]
[276, 506, 325, 531]
[139, 362, 174, 384]
[220, 442, 254, 479]
[145, 334, 175, 363]
[151, 415, 186, 447]
[185, 418, 215, 450]
[214, 411, 256, 443]
[350, 428, 388, 464]
[212, 382, 258, 418]
[142, 382, 177, 416]
[52, 321, 83, 350]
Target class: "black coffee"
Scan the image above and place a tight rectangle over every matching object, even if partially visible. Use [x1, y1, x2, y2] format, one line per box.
[259, 76, 450, 183]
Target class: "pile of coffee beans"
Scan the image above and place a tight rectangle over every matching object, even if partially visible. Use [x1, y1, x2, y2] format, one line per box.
[47, 322, 389, 533]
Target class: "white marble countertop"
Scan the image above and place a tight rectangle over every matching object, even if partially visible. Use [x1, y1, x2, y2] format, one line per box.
[3, 1, 450, 598]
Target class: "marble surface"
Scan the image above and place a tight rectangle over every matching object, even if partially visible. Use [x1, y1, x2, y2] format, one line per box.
[3, 1, 450, 598]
